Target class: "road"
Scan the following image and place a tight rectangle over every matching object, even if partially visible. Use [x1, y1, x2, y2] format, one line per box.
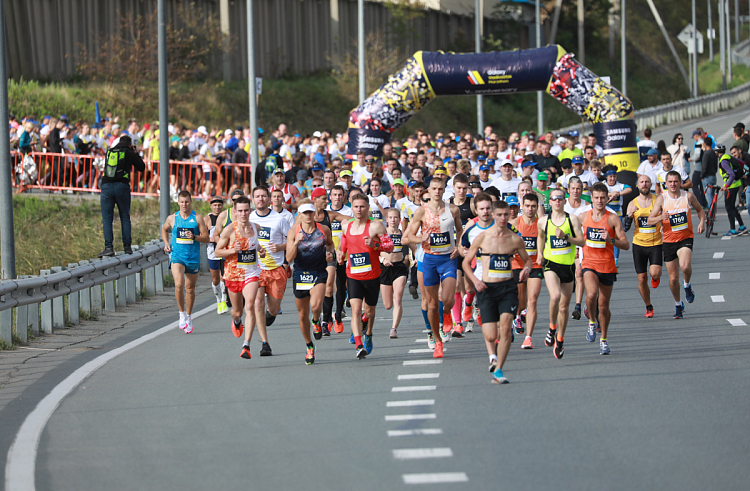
[3, 106, 750, 491]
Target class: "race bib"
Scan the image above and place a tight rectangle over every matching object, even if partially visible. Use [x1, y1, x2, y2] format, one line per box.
[429, 232, 451, 253]
[550, 236, 571, 255]
[391, 234, 403, 247]
[523, 236, 537, 255]
[349, 252, 372, 273]
[295, 271, 316, 291]
[175, 227, 194, 245]
[488, 254, 512, 279]
[371, 209, 382, 220]
[585, 228, 607, 249]
[237, 249, 257, 267]
[331, 221, 343, 238]
[501, 192, 517, 201]
[638, 216, 656, 233]
[257, 226, 272, 242]
[669, 211, 688, 231]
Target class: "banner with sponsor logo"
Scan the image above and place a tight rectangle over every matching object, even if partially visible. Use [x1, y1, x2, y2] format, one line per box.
[593, 119, 640, 173]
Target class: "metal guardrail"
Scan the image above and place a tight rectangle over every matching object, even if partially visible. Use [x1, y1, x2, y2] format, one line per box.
[0, 240, 170, 345]
[732, 39, 750, 67]
[552, 79, 750, 137]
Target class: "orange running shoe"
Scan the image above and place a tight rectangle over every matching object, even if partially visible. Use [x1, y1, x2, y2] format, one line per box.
[477, 313, 482, 327]
[240, 346, 251, 359]
[334, 320, 345, 334]
[452, 323, 464, 338]
[462, 305, 473, 323]
[433, 342, 444, 358]
[645, 305, 654, 318]
[522, 337, 533, 349]
[651, 277, 660, 289]
[231, 319, 244, 338]
[442, 312, 453, 333]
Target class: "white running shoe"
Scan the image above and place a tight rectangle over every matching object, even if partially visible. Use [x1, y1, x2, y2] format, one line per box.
[184, 317, 193, 334]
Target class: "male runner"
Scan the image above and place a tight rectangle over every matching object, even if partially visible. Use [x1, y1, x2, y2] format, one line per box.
[510, 193, 544, 349]
[489, 160, 522, 200]
[326, 185, 354, 333]
[337, 193, 393, 358]
[161, 191, 209, 333]
[648, 171, 705, 319]
[449, 174, 475, 335]
[564, 177, 588, 320]
[271, 188, 296, 229]
[286, 199, 335, 364]
[624, 175, 662, 318]
[581, 183, 629, 355]
[460, 192, 495, 332]
[537, 188, 585, 359]
[404, 178, 463, 358]
[463, 201, 531, 384]
[205, 195, 228, 314]
[214, 196, 264, 359]
[250, 186, 291, 355]
[270, 167, 300, 211]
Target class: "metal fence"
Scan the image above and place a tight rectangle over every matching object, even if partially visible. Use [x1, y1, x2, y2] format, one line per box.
[0, 240, 170, 345]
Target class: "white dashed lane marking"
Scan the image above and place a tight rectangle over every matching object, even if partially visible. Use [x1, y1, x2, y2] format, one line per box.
[398, 373, 439, 380]
[387, 400, 435, 407]
[711, 295, 725, 302]
[388, 429, 443, 437]
[392, 386, 437, 392]
[727, 319, 747, 326]
[721, 236, 732, 240]
[713, 252, 725, 259]
[409, 348, 444, 354]
[385, 414, 436, 421]
[402, 472, 469, 484]
[709, 273, 720, 280]
[404, 360, 442, 366]
[393, 448, 453, 459]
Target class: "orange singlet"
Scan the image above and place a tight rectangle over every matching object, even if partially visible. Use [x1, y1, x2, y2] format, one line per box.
[661, 190, 694, 243]
[581, 210, 617, 274]
[512, 216, 542, 270]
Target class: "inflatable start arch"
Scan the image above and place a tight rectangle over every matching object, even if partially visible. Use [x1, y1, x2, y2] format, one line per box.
[346, 45, 640, 173]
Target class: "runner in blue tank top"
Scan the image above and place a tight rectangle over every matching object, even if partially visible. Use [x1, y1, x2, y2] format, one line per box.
[161, 191, 209, 333]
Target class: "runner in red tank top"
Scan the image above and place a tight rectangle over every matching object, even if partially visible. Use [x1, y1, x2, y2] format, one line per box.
[337, 193, 393, 359]
[581, 183, 629, 355]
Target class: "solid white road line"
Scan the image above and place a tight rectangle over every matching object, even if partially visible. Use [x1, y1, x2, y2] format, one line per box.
[409, 348, 443, 354]
[711, 295, 726, 302]
[387, 399, 435, 407]
[392, 386, 437, 392]
[713, 252, 725, 259]
[385, 414, 436, 421]
[402, 472, 469, 484]
[5, 304, 215, 491]
[404, 360, 442, 366]
[398, 373, 440, 380]
[709, 273, 721, 280]
[388, 429, 443, 437]
[393, 448, 453, 459]
[727, 318, 747, 326]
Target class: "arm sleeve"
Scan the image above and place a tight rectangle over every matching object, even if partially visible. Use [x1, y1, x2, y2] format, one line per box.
[720, 160, 736, 184]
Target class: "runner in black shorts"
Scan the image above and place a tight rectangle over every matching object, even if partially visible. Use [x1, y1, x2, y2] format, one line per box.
[449, 173, 476, 335]
[380, 208, 410, 339]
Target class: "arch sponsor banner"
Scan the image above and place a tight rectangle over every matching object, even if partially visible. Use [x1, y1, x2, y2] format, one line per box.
[346, 45, 637, 172]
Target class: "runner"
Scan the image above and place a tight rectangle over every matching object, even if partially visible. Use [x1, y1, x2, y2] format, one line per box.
[581, 183, 630, 355]
[463, 200, 531, 384]
[624, 175, 662, 318]
[449, 174, 475, 336]
[368, 177, 390, 222]
[603, 165, 632, 267]
[214, 196, 264, 359]
[326, 185, 354, 333]
[205, 195, 228, 315]
[271, 188, 296, 229]
[460, 193, 495, 332]
[380, 208, 410, 339]
[537, 187, 585, 359]
[404, 178, 463, 358]
[564, 177, 588, 320]
[250, 186, 292, 356]
[510, 193, 543, 349]
[337, 193, 393, 359]
[489, 160, 522, 200]
[161, 191, 210, 334]
[648, 171, 705, 319]
[270, 167, 300, 211]
[286, 199, 335, 364]
[401, 180, 425, 300]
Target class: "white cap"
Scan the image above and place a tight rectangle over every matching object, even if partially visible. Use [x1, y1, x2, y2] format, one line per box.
[556, 136, 567, 145]
[406, 148, 418, 154]
[336, 181, 348, 190]
[500, 159, 514, 166]
[313, 131, 322, 138]
[168, 124, 175, 135]
[197, 125, 208, 135]
[112, 124, 120, 130]
[298, 203, 316, 213]
[225, 129, 233, 136]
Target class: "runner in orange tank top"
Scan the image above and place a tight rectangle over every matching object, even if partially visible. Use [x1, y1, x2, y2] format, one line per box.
[580, 183, 629, 356]
[647, 170, 705, 319]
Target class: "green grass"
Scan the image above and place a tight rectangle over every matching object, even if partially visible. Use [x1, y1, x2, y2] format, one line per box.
[698, 57, 750, 94]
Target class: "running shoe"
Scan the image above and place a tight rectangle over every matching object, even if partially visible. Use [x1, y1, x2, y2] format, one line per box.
[349, 333, 356, 344]
[645, 305, 654, 318]
[364, 333, 373, 354]
[361, 313, 368, 328]
[433, 342, 444, 358]
[738, 225, 748, 236]
[451, 323, 465, 338]
[724, 229, 738, 237]
[513, 316, 525, 335]
[651, 277, 660, 289]
[491, 368, 508, 384]
[600, 340, 610, 355]
[409, 284, 419, 299]
[216, 302, 223, 315]
[522, 336, 533, 349]
[231, 319, 244, 338]
[520, 308, 527, 323]
[179, 317, 187, 331]
[442, 312, 453, 333]
[356, 344, 367, 359]
[305, 343, 315, 365]
[184, 317, 193, 334]
[321, 322, 331, 337]
[465, 321, 474, 333]
[674, 302, 684, 319]
[489, 358, 498, 373]
[462, 305, 473, 323]
[572, 304, 581, 320]
[427, 332, 436, 349]
[476, 313, 482, 327]
[586, 322, 596, 342]
[553, 338, 564, 359]
[240, 346, 251, 359]
[545, 328, 556, 347]
[313, 319, 323, 340]
[259, 342, 272, 356]
[439, 329, 451, 343]
[511, 328, 515, 343]
[583, 305, 590, 319]
[265, 310, 276, 326]
[389, 328, 398, 339]
[333, 320, 345, 334]
[684, 284, 695, 303]
[595, 320, 601, 332]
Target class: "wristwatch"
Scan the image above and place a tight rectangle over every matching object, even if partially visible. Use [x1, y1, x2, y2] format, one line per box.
[563, 233, 569, 240]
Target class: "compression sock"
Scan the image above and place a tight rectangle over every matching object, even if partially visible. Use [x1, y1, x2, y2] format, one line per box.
[452, 293, 462, 323]
[322, 295, 334, 323]
[354, 335, 362, 346]
[212, 283, 222, 302]
[422, 309, 430, 329]
[556, 333, 564, 342]
[464, 292, 475, 306]
[219, 281, 226, 302]
[438, 301, 444, 321]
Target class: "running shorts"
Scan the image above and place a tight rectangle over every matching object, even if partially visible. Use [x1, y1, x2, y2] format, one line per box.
[171, 258, 200, 275]
[542, 258, 575, 284]
[208, 258, 222, 271]
[422, 253, 458, 287]
[380, 261, 409, 286]
[476, 280, 519, 324]
[663, 237, 693, 263]
[347, 277, 380, 306]
[225, 276, 259, 293]
[581, 268, 617, 287]
[512, 268, 543, 284]
[292, 269, 328, 299]
[632, 243, 663, 274]
[259, 267, 288, 299]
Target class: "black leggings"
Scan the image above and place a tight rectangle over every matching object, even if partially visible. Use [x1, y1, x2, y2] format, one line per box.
[335, 263, 348, 322]
[725, 186, 744, 230]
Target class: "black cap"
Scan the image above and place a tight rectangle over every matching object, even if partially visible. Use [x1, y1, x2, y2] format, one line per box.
[734, 122, 745, 129]
[210, 195, 224, 204]
[560, 158, 572, 169]
[230, 189, 244, 198]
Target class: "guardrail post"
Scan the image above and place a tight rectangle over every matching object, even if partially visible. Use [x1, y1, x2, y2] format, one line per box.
[16, 304, 28, 343]
[104, 267, 116, 312]
[40, 270, 53, 333]
[67, 263, 80, 325]
[145, 261, 156, 296]
[0, 306, 11, 345]
[29, 301, 39, 336]
[78, 260, 91, 315]
[155, 261, 164, 293]
[114, 253, 127, 308]
[50, 267, 66, 328]
[90, 259, 102, 315]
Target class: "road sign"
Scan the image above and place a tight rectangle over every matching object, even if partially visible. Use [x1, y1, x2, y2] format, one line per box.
[677, 24, 704, 54]
[256, 77, 262, 95]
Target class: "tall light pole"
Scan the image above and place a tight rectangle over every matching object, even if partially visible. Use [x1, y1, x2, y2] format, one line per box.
[708, 0, 713, 62]
[358, 0, 366, 103]
[536, 0, 544, 135]
[0, 0, 15, 282]
[578, 0, 585, 64]
[247, 0, 259, 180]
[621, 0, 627, 96]
[693, 0, 698, 97]
[720, 0, 727, 89]
[158, 0, 170, 226]
[476, 0, 484, 137]
[727, 0, 733, 83]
